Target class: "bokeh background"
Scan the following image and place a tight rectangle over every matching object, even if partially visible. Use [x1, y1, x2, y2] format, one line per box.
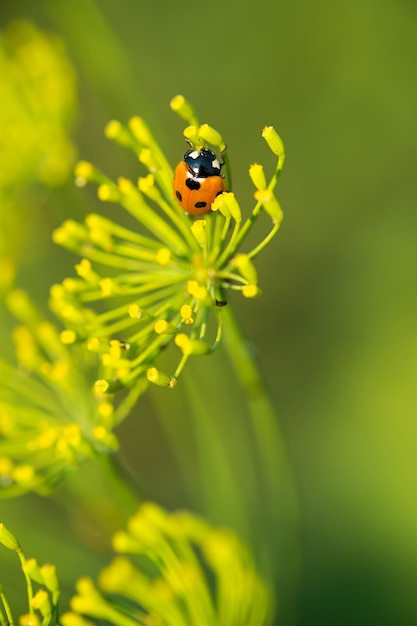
[0, 0, 415, 624]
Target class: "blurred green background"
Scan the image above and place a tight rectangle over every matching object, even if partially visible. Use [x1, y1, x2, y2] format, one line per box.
[0, 0, 415, 624]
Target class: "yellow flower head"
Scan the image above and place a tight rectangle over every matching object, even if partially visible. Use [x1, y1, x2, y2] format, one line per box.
[52, 96, 285, 393]
[0, 290, 141, 497]
[63, 503, 272, 626]
[0, 20, 77, 273]
[0, 19, 77, 191]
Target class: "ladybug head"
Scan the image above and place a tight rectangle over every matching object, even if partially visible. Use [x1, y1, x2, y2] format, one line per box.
[184, 148, 222, 178]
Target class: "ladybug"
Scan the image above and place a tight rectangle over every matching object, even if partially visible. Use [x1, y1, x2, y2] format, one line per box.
[173, 147, 227, 215]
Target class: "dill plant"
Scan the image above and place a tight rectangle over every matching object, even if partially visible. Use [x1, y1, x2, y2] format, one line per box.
[0, 69, 295, 622]
[51, 95, 285, 394]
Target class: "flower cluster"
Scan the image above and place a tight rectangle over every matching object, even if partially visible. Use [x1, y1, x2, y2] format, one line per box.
[0, 289, 140, 497]
[0, 19, 77, 289]
[0, 19, 76, 191]
[0, 522, 60, 625]
[62, 502, 272, 626]
[51, 96, 285, 394]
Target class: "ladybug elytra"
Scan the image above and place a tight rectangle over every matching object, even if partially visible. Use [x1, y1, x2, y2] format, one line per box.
[173, 147, 227, 215]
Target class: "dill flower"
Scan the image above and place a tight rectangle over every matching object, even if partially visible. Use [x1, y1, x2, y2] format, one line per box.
[61, 502, 272, 626]
[0, 19, 77, 282]
[0, 289, 140, 498]
[0, 19, 76, 191]
[52, 96, 285, 393]
[0, 523, 60, 625]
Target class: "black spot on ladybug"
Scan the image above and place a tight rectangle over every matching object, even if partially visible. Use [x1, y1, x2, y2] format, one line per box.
[194, 201, 207, 209]
[175, 190, 182, 202]
[186, 178, 201, 191]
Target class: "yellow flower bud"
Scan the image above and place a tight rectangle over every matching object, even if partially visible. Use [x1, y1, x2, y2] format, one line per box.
[74, 160, 94, 181]
[249, 163, 267, 190]
[262, 126, 285, 161]
[175, 334, 211, 356]
[154, 319, 178, 335]
[180, 304, 194, 324]
[183, 125, 201, 146]
[198, 123, 224, 150]
[40, 563, 60, 593]
[0, 523, 20, 551]
[94, 379, 109, 394]
[254, 189, 283, 223]
[242, 284, 261, 298]
[234, 254, 258, 284]
[191, 219, 207, 246]
[97, 184, 120, 203]
[170, 95, 199, 126]
[104, 120, 122, 140]
[128, 116, 154, 146]
[147, 367, 172, 386]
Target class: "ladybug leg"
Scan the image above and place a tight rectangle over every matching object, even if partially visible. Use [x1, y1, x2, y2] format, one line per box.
[219, 143, 227, 167]
[215, 298, 228, 307]
[219, 145, 231, 191]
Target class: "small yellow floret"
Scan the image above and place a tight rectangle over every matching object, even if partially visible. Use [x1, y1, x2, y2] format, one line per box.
[187, 280, 209, 301]
[154, 319, 177, 335]
[98, 401, 114, 419]
[147, 367, 171, 387]
[183, 125, 201, 146]
[170, 95, 198, 127]
[31, 589, 49, 612]
[19, 613, 41, 626]
[13, 464, 35, 484]
[109, 340, 123, 360]
[99, 278, 115, 297]
[0, 457, 13, 475]
[104, 120, 122, 139]
[242, 284, 260, 298]
[128, 303, 140, 318]
[191, 220, 207, 246]
[249, 163, 267, 190]
[94, 379, 109, 394]
[0, 522, 20, 550]
[234, 254, 258, 284]
[198, 124, 224, 150]
[60, 329, 76, 345]
[156, 248, 171, 265]
[87, 337, 101, 352]
[262, 126, 285, 161]
[254, 189, 283, 223]
[128, 116, 153, 145]
[93, 425, 107, 441]
[180, 304, 193, 324]
[74, 160, 93, 179]
[139, 148, 158, 172]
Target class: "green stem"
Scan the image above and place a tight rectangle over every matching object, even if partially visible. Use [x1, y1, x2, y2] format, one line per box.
[57, 455, 140, 538]
[247, 220, 281, 259]
[221, 304, 300, 620]
[222, 149, 233, 192]
[0, 590, 14, 626]
[17, 551, 33, 616]
[182, 376, 253, 542]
